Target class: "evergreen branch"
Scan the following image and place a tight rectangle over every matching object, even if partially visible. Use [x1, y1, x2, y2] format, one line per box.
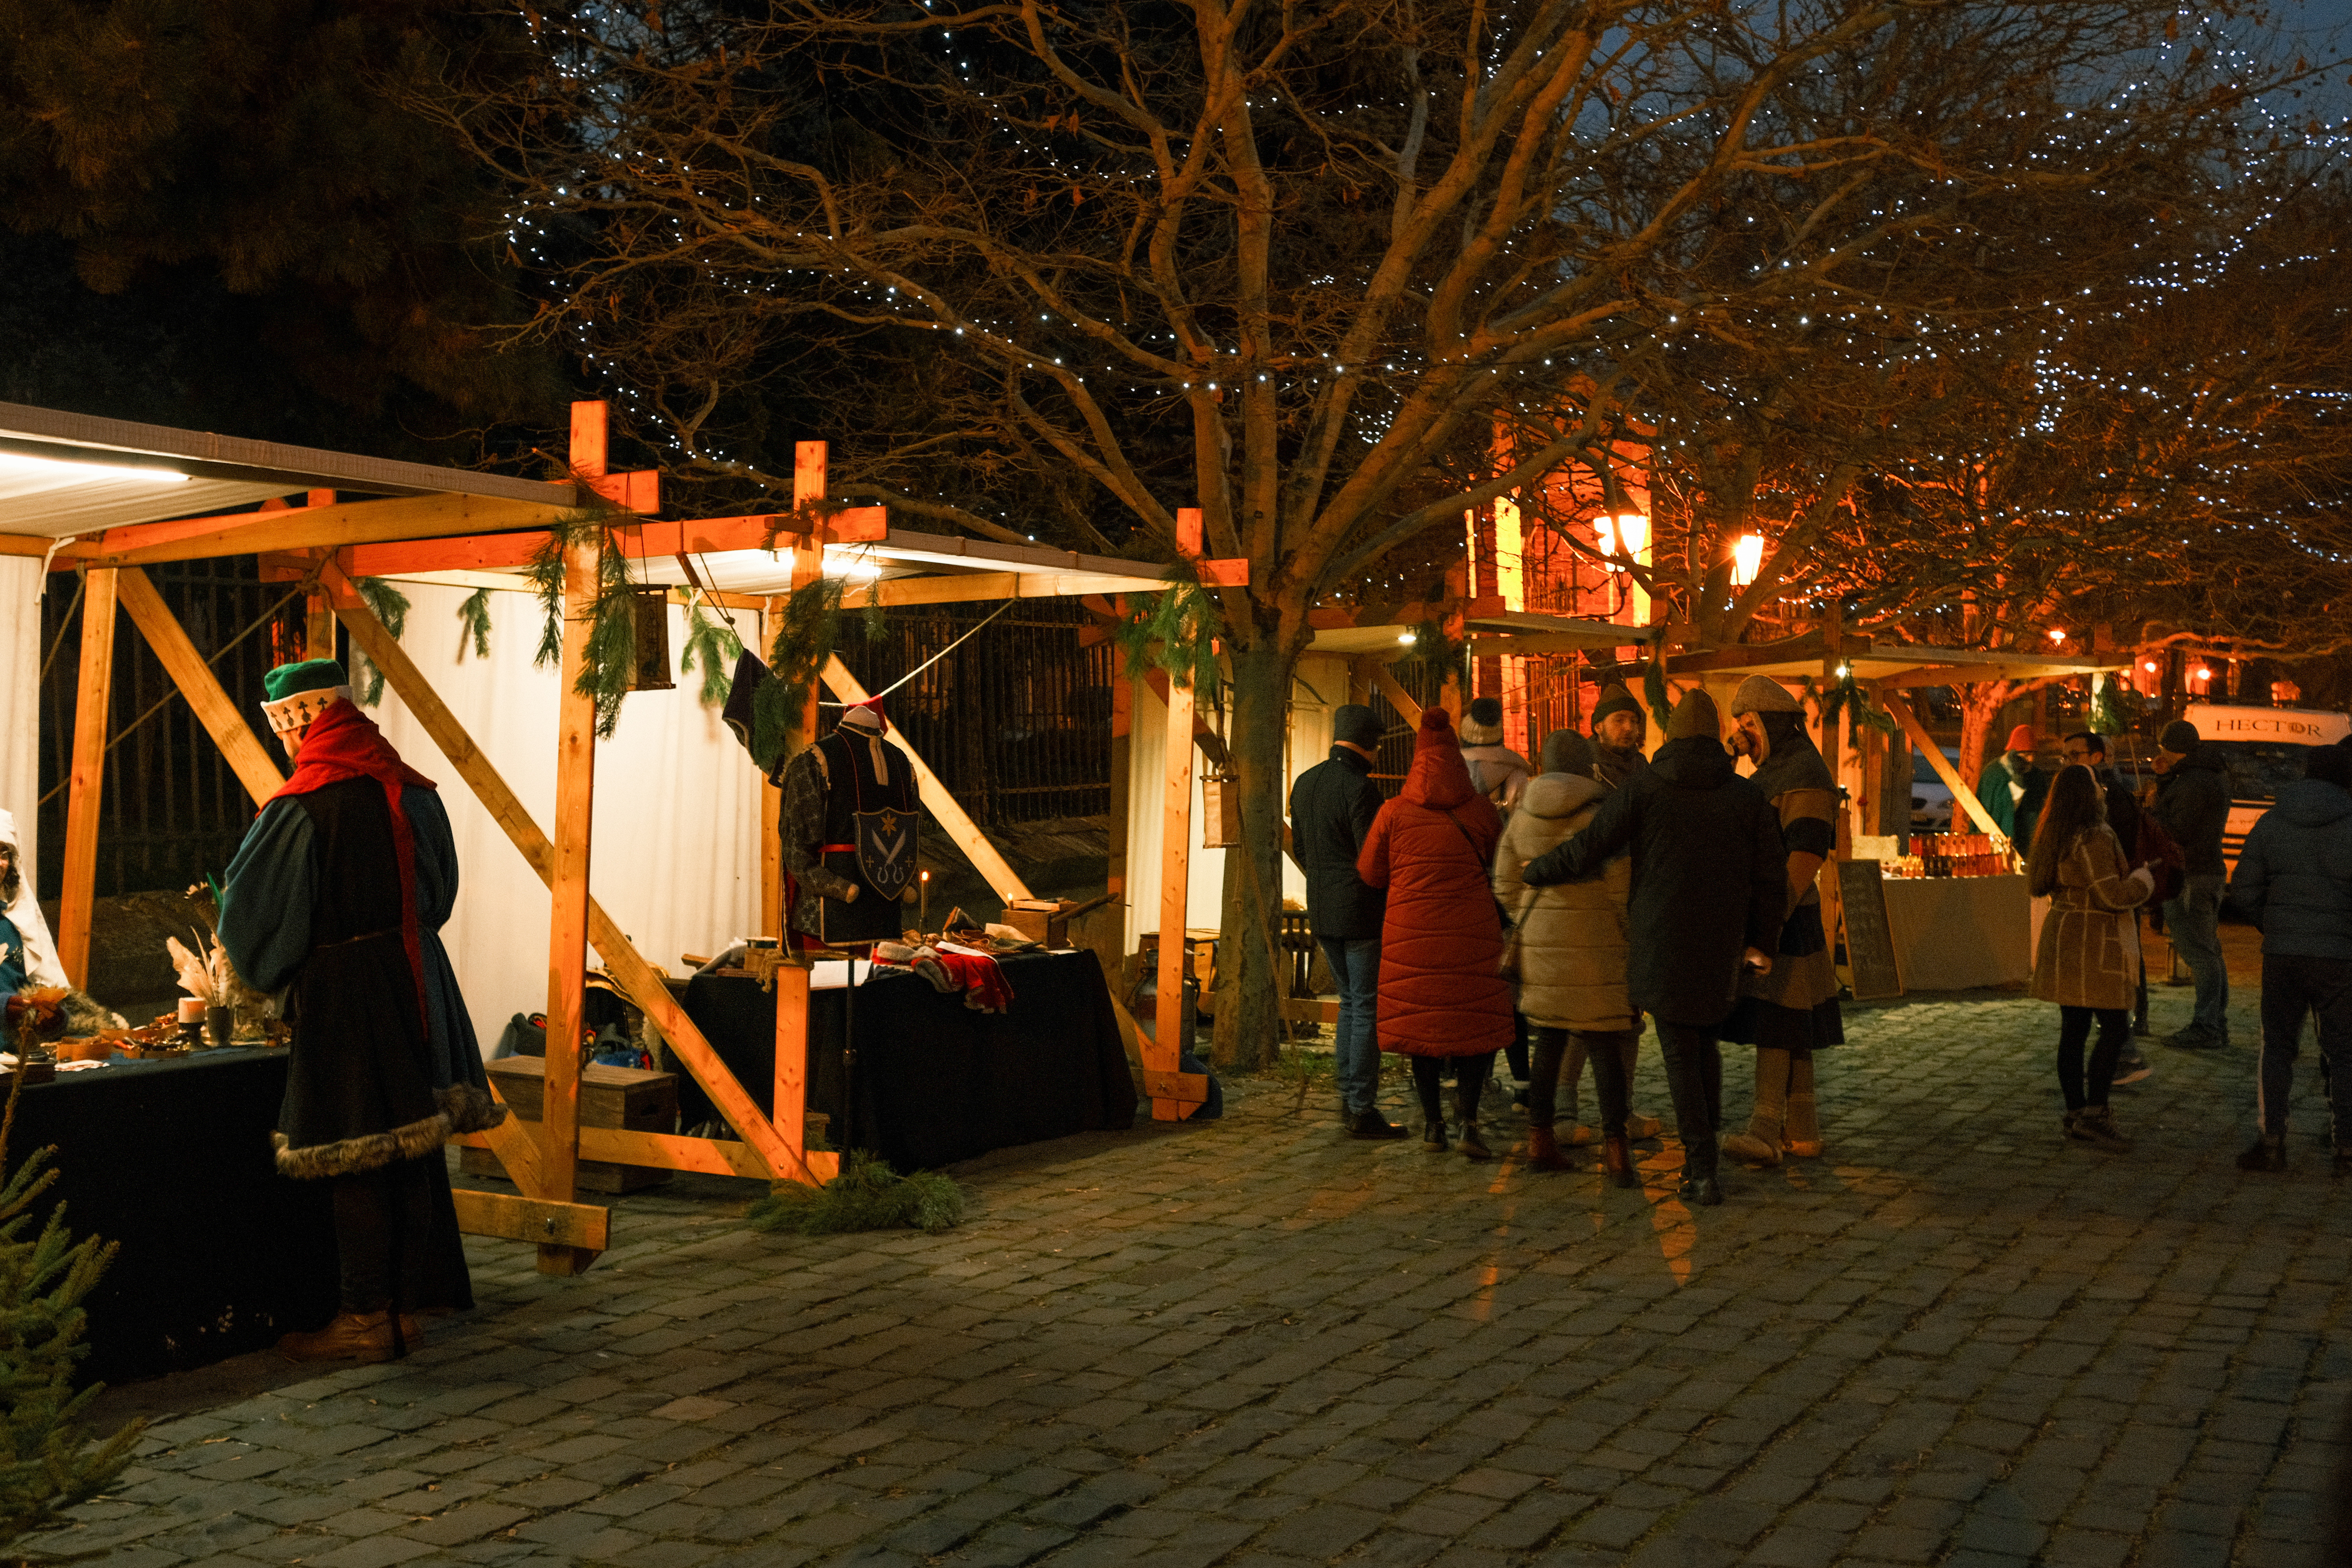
[679, 602, 746, 706]
[456, 588, 494, 661]
[351, 579, 410, 706]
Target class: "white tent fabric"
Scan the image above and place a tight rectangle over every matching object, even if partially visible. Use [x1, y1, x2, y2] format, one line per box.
[1121, 653, 1349, 955]
[0, 561, 41, 898]
[367, 583, 762, 1057]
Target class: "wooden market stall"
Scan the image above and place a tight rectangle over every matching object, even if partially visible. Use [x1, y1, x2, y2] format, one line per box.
[0, 399, 1242, 1288]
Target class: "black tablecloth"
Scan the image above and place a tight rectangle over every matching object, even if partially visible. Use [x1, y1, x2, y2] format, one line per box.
[677, 949, 1138, 1170]
[8, 1049, 337, 1386]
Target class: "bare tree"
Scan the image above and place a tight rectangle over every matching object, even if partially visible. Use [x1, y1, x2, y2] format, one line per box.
[420, 0, 2312, 1065]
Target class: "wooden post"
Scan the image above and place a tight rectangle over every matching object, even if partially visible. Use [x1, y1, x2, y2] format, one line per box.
[57, 569, 117, 989]
[116, 568, 287, 807]
[1151, 673, 1197, 1120]
[1176, 507, 1203, 557]
[1108, 672, 1132, 899]
[538, 528, 598, 1274]
[760, 594, 785, 936]
[571, 401, 609, 480]
[774, 442, 828, 1165]
[774, 965, 809, 1158]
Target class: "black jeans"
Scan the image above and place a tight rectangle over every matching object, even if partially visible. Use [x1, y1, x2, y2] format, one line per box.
[1652, 1022, 1724, 1178]
[1528, 1026, 1634, 1136]
[2257, 954, 2352, 1140]
[1413, 1052, 1497, 1126]
[2058, 1006, 2129, 1111]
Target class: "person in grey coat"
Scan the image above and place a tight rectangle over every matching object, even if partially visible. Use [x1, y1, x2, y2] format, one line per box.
[2151, 719, 2232, 1051]
[1523, 690, 1785, 1206]
[1290, 704, 1405, 1139]
[2227, 744, 2352, 1174]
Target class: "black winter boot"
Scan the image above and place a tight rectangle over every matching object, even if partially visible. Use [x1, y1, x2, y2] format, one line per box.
[2236, 1132, 2287, 1172]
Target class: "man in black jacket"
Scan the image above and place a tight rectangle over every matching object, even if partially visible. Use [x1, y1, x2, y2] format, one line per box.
[1523, 690, 1785, 1205]
[1290, 704, 1404, 1138]
[2151, 718, 2232, 1051]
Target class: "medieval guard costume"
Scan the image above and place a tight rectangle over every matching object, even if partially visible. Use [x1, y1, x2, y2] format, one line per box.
[1720, 675, 1844, 1167]
[220, 660, 504, 1362]
[777, 699, 922, 944]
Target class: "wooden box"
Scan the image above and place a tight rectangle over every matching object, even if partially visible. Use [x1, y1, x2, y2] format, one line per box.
[459, 1055, 679, 1194]
[1004, 899, 1074, 947]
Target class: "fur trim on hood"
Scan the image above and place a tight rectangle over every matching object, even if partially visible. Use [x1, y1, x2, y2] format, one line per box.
[273, 1113, 451, 1180]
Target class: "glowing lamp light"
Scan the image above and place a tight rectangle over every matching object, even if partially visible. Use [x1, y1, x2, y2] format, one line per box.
[1730, 533, 1765, 587]
[2193, 666, 2212, 682]
[824, 549, 883, 580]
[2047, 628, 2066, 644]
[2143, 661, 2159, 673]
[1397, 631, 1417, 646]
[0, 451, 189, 486]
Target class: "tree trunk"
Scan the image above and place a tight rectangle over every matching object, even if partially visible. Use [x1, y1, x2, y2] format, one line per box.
[1211, 636, 1293, 1073]
[1954, 680, 2018, 801]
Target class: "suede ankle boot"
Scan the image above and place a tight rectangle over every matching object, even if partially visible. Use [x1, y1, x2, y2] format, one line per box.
[1459, 1121, 1492, 1161]
[1526, 1125, 1571, 1171]
[1602, 1135, 1636, 1189]
[1784, 1055, 1824, 1157]
[1723, 1048, 1789, 1167]
[278, 1310, 423, 1364]
[1423, 1118, 1449, 1152]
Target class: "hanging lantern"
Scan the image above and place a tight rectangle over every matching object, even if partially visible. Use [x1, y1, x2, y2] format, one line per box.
[1201, 771, 1242, 848]
[628, 587, 675, 691]
[1731, 534, 1765, 587]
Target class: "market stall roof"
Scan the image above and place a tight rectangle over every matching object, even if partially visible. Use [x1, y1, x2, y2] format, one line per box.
[1586, 630, 2125, 687]
[0, 400, 574, 542]
[1314, 604, 1643, 656]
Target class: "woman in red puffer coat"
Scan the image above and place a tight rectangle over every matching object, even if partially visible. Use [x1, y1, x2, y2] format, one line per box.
[1357, 708, 1518, 1159]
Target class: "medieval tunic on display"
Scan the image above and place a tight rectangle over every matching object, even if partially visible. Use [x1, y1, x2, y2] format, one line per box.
[1723, 722, 1846, 1051]
[220, 698, 493, 1316]
[779, 715, 922, 944]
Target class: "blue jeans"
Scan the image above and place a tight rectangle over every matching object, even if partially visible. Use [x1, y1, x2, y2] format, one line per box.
[1320, 937, 1381, 1115]
[2164, 873, 2230, 1042]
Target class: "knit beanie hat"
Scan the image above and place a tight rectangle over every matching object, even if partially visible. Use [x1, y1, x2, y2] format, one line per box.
[1667, 689, 1721, 741]
[2159, 720, 2200, 753]
[1332, 703, 1383, 750]
[1540, 730, 1596, 777]
[1730, 675, 1802, 716]
[2005, 723, 2038, 754]
[1460, 695, 1505, 747]
[1591, 685, 1641, 727]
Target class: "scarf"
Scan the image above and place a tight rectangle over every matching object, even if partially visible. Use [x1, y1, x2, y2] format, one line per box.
[271, 699, 439, 1029]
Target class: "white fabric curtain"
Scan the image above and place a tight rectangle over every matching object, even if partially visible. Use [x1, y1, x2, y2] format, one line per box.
[368, 583, 761, 1056]
[0, 560, 42, 892]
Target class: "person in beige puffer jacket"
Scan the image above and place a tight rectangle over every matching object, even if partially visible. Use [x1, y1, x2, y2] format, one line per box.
[1493, 730, 1661, 1182]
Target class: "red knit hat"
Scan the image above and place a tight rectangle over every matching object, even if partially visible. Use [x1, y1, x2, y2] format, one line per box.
[1417, 708, 1456, 748]
[2004, 723, 2036, 752]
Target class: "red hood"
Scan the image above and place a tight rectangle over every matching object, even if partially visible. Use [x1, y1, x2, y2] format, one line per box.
[1400, 710, 1475, 809]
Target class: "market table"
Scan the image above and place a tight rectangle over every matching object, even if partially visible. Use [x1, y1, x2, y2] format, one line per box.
[1880, 873, 2033, 991]
[7, 1048, 337, 1386]
[676, 949, 1138, 1170]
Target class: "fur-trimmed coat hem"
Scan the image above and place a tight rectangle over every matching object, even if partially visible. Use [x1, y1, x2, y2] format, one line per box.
[437, 1082, 509, 1134]
[273, 1113, 451, 1179]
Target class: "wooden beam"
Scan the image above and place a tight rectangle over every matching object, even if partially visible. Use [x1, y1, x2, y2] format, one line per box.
[820, 658, 1034, 905]
[115, 568, 286, 807]
[63, 492, 575, 569]
[870, 570, 1191, 607]
[1371, 664, 1423, 727]
[761, 596, 786, 937]
[774, 965, 811, 1166]
[339, 508, 887, 579]
[1176, 507, 1203, 555]
[57, 570, 117, 989]
[577, 1127, 839, 1182]
[570, 401, 608, 479]
[1152, 675, 1197, 1121]
[538, 530, 599, 1273]
[475, 1081, 548, 1197]
[320, 560, 822, 1189]
[1879, 687, 2007, 842]
[450, 1188, 608, 1252]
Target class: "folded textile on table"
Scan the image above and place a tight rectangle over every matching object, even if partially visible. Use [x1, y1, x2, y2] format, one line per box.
[875, 941, 1016, 1013]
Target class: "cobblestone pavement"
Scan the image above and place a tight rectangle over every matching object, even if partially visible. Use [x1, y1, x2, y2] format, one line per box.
[39, 981, 2352, 1568]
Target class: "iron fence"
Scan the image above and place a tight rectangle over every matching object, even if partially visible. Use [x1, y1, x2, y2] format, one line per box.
[35, 561, 297, 900]
[834, 600, 1116, 826]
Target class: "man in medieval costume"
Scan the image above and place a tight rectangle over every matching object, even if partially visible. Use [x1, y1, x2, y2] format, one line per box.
[1720, 675, 1845, 1167]
[778, 699, 922, 943]
[220, 659, 503, 1362]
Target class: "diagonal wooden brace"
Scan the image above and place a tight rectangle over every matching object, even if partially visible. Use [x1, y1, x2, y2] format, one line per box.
[322, 560, 820, 1187]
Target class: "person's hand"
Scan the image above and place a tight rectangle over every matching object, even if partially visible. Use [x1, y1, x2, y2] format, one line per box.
[1742, 948, 1772, 974]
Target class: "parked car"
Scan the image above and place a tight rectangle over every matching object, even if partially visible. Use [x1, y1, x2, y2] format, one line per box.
[1911, 745, 1963, 832]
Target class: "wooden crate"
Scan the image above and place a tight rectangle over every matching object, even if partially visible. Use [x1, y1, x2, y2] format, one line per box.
[460, 1056, 679, 1194]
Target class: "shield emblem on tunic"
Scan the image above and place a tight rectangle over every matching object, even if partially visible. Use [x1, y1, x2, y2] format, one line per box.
[855, 808, 919, 901]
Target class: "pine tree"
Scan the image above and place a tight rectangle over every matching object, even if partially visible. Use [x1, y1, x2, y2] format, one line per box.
[0, 1066, 143, 1558]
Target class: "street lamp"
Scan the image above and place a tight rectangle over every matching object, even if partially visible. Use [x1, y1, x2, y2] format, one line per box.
[1731, 534, 1764, 587]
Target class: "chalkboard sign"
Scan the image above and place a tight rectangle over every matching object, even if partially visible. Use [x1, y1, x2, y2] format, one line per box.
[1837, 858, 1903, 1000]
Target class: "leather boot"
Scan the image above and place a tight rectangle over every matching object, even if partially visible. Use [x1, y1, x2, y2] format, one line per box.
[2235, 1131, 2287, 1172]
[278, 1310, 423, 1364]
[1676, 1137, 1723, 1206]
[1602, 1135, 1636, 1189]
[1459, 1121, 1493, 1161]
[1422, 1119, 1449, 1152]
[1526, 1124, 1571, 1171]
[1722, 1047, 1789, 1167]
[1784, 1054, 1823, 1157]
